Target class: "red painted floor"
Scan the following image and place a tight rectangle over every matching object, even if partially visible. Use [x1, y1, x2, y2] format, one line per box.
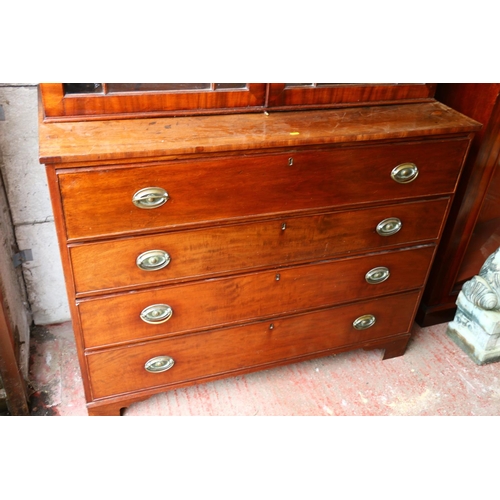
[28, 320, 500, 416]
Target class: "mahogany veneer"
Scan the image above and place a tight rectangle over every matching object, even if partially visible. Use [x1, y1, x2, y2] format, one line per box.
[38, 95, 480, 416]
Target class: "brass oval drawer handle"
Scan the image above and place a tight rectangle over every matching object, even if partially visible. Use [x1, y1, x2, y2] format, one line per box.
[136, 250, 171, 271]
[376, 217, 402, 236]
[144, 355, 175, 373]
[391, 163, 419, 184]
[353, 314, 376, 330]
[365, 266, 390, 284]
[140, 304, 173, 324]
[132, 187, 169, 209]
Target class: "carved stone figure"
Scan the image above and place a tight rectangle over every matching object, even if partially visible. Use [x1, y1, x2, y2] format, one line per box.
[447, 247, 500, 365]
[462, 248, 500, 311]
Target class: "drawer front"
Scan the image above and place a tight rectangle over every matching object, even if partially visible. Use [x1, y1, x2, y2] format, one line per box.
[87, 291, 420, 399]
[59, 139, 468, 240]
[78, 246, 434, 348]
[71, 198, 449, 294]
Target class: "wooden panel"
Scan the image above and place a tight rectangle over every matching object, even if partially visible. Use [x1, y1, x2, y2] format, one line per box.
[86, 291, 420, 399]
[267, 84, 436, 109]
[456, 143, 500, 284]
[418, 85, 500, 326]
[70, 198, 449, 294]
[78, 246, 434, 348]
[59, 139, 468, 240]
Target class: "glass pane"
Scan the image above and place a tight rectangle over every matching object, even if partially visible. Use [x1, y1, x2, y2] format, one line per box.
[285, 84, 399, 88]
[285, 83, 314, 88]
[64, 83, 251, 95]
[107, 83, 211, 92]
[315, 83, 401, 86]
[214, 83, 247, 90]
[64, 83, 103, 94]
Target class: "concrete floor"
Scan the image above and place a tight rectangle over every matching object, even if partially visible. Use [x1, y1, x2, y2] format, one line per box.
[27, 320, 500, 416]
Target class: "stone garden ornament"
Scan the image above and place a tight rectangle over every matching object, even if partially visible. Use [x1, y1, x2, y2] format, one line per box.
[447, 246, 500, 364]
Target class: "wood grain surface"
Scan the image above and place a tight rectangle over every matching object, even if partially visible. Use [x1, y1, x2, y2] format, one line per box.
[69, 199, 448, 294]
[78, 246, 434, 348]
[39, 102, 480, 165]
[58, 139, 468, 240]
[86, 291, 420, 399]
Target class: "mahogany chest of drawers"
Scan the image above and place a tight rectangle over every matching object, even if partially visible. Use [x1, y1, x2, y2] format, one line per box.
[38, 99, 480, 415]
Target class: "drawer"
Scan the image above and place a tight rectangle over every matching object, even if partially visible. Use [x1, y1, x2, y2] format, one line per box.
[71, 198, 448, 294]
[86, 290, 420, 399]
[78, 245, 434, 348]
[59, 139, 468, 240]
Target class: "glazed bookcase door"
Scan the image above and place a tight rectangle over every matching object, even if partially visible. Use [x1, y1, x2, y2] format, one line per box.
[40, 83, 437, 121]
[267, 83, 437, 110]
[40, 83, 268, 121]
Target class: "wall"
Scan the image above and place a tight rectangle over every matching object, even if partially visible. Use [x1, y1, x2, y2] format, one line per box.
[0, 84, 70, 326]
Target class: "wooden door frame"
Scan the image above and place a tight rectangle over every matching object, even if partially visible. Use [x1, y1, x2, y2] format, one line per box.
[0, 287, 29, 415]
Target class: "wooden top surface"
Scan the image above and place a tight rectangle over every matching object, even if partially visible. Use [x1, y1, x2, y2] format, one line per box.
[38, 101, 481, 165]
